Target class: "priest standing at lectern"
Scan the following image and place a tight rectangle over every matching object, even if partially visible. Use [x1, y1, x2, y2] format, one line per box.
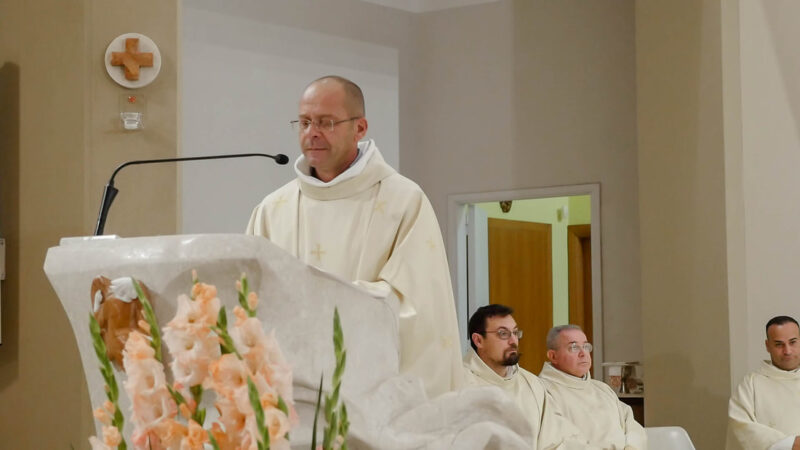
[246, 75, 463, 398]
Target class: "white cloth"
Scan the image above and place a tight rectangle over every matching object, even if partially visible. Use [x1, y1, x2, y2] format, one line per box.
[347, 376, 535, 449]
[247, 140, 463, 399]
[726, 360, 800, 450]
[539, 362, 647, 449]
[463, 348, 587, 449]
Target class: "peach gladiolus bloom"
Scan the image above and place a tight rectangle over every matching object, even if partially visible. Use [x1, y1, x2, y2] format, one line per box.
[181, 420, 208, 450]
[125, 331, 155, 361]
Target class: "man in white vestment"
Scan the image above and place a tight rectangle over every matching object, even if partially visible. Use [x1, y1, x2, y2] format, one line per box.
[463, 305, 584, 449]
[539, 325, 647, 449]
[246, 76, 463, 399]
[727, 315, 800, 450]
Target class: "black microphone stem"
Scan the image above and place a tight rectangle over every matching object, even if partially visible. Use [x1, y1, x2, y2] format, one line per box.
[93, 152, 289, 236]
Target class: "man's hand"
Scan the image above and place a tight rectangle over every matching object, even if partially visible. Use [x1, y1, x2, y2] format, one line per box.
[792, 436, 800, 450]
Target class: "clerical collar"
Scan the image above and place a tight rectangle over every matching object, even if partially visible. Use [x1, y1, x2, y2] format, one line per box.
[504, 363, 518, 380]
[294, 139, 375, 187]
[768, 360, 800, 373]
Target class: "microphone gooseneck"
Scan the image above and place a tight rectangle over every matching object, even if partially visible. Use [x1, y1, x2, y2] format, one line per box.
[93, 152, 289, 236]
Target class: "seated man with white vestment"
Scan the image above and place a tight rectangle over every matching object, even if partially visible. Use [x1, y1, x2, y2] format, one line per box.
[727, 315, 800, 450]
[463, 304, 588, 449]
[246, 75, 463, 399]
[539, 325, 647, 449]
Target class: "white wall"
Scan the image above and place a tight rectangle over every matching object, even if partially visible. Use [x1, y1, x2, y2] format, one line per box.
[406, 0, 641, 364]
[181, 4, 399, 233]
[181, 0, 643, 371]
[736, 0, 800, 379]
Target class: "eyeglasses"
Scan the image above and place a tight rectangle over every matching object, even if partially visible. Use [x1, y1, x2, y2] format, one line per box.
[565, 342, 593, 353]
[485, 328, 523, 340]
[289, 117, 361, 133]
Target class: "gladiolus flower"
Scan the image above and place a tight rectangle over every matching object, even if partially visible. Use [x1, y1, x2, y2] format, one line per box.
[102, 425, 122, 447]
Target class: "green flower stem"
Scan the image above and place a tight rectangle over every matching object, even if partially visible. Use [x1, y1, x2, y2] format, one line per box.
[89, 314, 128, 450]
[212, 308, 241, 358]
[190, 384, 206, 425]
[131, 278, 162, 362]
[321, 307, 348, 450]
[247, 377, 270, 450]
[237, 274, 256, 317]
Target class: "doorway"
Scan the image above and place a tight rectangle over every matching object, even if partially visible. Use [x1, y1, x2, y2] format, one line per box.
[447, 184, 603, 377]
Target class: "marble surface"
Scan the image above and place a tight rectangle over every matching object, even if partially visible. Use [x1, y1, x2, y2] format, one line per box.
[44, 234, 531, 449]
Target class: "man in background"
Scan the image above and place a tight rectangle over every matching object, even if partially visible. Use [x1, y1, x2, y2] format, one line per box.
[539, 325, 646, 449]
[727, 315, 800, 450]
[463, 304, 581, 448]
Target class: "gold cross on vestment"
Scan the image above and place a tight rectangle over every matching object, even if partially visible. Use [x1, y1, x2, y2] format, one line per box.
[426, 238, 437, 250]
[273, 195, 287, 209]
[373, 200, 386, 214]
[440, 335, 454, 349]
[310, 243, 326, 262]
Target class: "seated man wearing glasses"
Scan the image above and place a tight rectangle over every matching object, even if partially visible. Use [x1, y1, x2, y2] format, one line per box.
[726, 315, 800, 450]
[463, 304, 581, 447]
[540, 325, 646, 449]
[247, 75, 462, 399]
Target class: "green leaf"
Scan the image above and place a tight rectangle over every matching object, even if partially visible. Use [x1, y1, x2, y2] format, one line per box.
[132, 278, 162, 362]
[167, 385, 186, 406]
[247, 377, 267, 447]
[196, 408, 206, 427]
[217, 307, 228, 330]
[207, 430, 221, 450]
[277, 396, 289, 417]
[311, 374, 323, 450]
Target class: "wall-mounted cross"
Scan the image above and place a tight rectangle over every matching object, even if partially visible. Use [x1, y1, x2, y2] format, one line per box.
[111, 38, 153, 81]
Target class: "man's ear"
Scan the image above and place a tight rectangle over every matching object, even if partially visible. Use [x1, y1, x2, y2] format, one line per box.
[546, 349, 556, 363]
[355, 117, 368, 141]
[765, 339, 770, 353]
[471, 333, 483, 350]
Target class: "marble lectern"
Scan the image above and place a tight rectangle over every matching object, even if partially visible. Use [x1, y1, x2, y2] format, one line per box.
[44, 234, 532, 449]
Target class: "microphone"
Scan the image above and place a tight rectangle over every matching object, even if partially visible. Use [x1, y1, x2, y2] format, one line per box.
[94, 152, 289, 235]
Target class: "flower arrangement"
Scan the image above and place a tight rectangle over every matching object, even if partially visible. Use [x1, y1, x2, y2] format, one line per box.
[88, 272, 348, 450]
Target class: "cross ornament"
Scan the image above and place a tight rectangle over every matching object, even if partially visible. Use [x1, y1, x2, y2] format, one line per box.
[310, 243, 326, 262]
[111, 38, 153, 81]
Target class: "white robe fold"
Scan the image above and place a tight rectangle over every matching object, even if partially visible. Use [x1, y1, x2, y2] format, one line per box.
[247, 140, 463, 398]
[463, 348, 588, 449]
[726, 360, 800, 450]
[539, 362, 647, 450]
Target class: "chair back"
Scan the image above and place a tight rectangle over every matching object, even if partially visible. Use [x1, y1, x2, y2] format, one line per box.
[645, 426, 696, 450]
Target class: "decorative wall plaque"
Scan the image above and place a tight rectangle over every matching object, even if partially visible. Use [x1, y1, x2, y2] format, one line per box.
[104, 33, 161, 89]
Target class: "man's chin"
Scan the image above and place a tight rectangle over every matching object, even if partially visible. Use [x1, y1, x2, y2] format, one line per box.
[775, 358, 800, 371]
[503, 352, 520, 366]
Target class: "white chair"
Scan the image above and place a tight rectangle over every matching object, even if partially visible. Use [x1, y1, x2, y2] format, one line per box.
[645, 426, 696, 450]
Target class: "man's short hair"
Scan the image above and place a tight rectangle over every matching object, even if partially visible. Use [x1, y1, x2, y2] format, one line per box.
[766, 315, 799, 336]
[307, 75, 365, 117]
[546, 324, 583, 350]
[468, 304, 514, 351]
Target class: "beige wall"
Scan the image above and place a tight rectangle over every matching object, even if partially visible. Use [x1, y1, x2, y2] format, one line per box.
[0, 0, 178, 447]
[636, 0, 732, 447]
[406, 0, 642, 363]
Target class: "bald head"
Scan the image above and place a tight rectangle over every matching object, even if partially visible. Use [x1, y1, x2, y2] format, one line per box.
[305, 76, 365, 118]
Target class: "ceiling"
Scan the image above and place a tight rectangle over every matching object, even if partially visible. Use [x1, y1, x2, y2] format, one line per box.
[359, 0, 501, 14]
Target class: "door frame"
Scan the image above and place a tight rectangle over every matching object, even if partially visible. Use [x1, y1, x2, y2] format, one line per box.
[447, 183, 603, 378]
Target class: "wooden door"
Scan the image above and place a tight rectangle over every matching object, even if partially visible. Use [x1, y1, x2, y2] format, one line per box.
[567, 224, 592, 342]
[488, 218, 553, 373]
